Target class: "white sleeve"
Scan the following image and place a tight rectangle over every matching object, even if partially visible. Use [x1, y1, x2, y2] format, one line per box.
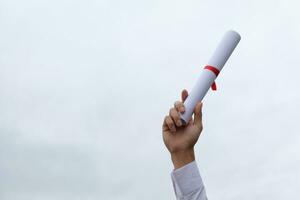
[171, 161, 208, 200]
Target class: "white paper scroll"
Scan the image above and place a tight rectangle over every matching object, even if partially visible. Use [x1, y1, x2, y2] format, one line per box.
[180, 30, 241, 124]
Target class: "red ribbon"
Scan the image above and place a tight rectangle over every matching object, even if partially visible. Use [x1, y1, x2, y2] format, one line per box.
[204, 65, 220, 91]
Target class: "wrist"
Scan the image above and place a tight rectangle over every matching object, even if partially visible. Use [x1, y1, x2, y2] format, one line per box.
[171, 148, 195, 169]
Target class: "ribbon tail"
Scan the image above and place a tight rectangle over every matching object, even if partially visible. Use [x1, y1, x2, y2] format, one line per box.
[211, 82, 217, 91]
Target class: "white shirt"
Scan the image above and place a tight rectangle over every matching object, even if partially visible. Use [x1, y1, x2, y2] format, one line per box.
[171, 161, 208, 200]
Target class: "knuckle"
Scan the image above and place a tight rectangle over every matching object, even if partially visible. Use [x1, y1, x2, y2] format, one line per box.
[169, 108, 177, 116]
[174, 101, 183, 110]
[164, 115, 169, 121]
[169, 108, 174, 115]
[174, 101, 180, 107]
[172, 111, 179, 118]
[168, 120, 175, 127]
[166, 118, 173, 126]
[173, 101, 178, 106]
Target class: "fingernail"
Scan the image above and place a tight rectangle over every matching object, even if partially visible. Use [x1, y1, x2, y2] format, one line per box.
[180, 107, 185, 112]
[177, 120, 182, 126]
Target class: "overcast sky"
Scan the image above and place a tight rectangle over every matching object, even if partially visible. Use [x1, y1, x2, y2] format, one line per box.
[0, 0, 300, 199]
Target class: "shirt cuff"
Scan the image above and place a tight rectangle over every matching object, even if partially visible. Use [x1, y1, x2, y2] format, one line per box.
[171, 161, 205, 197]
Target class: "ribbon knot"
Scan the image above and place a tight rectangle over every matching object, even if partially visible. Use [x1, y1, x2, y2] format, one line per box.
[204, 65, 220, 91]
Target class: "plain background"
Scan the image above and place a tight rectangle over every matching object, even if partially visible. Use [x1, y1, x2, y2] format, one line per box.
[1, 0, 300, 199]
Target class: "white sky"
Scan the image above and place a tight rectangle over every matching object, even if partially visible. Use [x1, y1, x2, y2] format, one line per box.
[0, 0, 300, 199]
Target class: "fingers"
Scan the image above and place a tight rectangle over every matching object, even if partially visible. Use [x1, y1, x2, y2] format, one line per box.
[169, 108, 182, 127]
[193, 102, 203, 128]
[174, 101, 185, 113]
[181, 89, 188, 102]
[164, 116, 176, 132]
[163, 89, 189, 133]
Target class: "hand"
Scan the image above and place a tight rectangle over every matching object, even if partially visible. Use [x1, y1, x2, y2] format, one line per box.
[162, 89, 203, 169]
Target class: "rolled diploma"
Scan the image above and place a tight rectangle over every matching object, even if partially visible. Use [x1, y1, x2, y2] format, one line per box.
[180, 30, 241, 124]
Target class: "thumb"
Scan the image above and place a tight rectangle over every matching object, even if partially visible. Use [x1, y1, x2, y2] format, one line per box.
[181, 89, 188, 102]
[193, 102, 203, 128]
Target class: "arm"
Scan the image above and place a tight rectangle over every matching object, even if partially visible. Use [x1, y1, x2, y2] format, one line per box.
[162, 89, 207, 200]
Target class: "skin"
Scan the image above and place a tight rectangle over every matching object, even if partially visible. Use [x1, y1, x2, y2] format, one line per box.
[162, 89, 203, 169]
